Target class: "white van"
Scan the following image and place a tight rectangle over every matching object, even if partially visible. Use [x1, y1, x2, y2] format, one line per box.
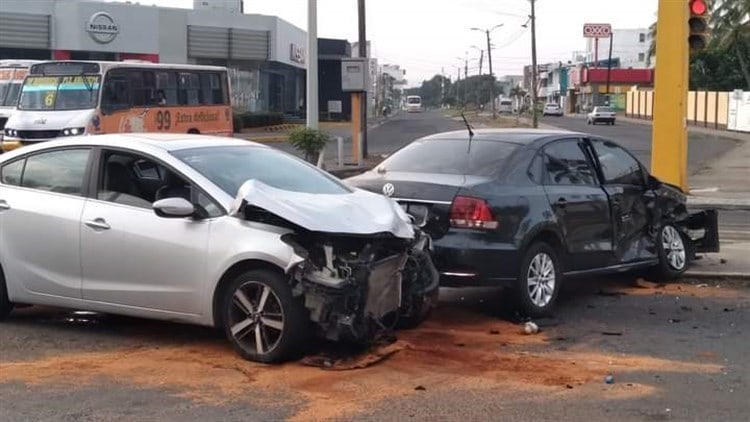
[498, 99, 513, 114]
[406, 95, 423, 112]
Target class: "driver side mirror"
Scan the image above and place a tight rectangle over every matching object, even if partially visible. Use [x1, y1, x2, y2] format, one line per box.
[153, 197, 195, 218]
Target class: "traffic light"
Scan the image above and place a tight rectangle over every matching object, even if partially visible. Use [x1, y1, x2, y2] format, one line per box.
[688, 0, 709, 50]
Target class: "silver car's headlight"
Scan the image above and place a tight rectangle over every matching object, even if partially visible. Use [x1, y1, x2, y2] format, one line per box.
[61, 127, 85, 136]
[4, 128, 18, 137]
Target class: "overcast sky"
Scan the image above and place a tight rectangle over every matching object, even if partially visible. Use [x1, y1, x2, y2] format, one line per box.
[111, 0, 658, 86]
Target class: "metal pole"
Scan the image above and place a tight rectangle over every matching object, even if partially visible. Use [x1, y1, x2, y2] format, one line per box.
[357, 0, 368, 158]
[605, 33, 614, 104]
[530, 0, 538, 128]
[306, 0, 318, 129]
[486, 29, 496, 119]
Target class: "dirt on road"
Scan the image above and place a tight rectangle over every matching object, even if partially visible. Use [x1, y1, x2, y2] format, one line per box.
[1, 278, 747, 421]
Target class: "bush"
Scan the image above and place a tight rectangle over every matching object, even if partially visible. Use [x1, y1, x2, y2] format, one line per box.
[288, 127, 329, 163]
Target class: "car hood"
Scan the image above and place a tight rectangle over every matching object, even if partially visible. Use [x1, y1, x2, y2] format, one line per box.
[230, 179, 414, 239]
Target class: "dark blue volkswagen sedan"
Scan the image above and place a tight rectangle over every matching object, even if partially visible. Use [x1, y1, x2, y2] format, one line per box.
[347, 129, 719, 317]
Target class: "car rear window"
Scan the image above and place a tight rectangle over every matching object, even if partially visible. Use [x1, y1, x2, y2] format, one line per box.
[381, 139, 519, 176]
[597, 107, 613, 112]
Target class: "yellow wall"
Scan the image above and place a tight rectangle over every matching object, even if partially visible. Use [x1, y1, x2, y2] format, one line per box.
[706, 92, 717, 124]
[717, 92, 729, 125]
[627, 89, 734, 128]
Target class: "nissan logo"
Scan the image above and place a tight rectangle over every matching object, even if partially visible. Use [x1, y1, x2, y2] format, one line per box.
[86, 11, 119, 44]
[382, 183, 395, 197]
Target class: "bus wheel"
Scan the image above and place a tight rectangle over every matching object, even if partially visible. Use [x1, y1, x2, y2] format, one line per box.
[188, 128, 200, 134]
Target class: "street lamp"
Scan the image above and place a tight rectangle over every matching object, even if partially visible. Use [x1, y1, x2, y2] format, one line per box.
[471, 24, 504, 118]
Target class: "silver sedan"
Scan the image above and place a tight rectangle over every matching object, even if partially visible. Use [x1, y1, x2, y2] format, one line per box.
[0, 134, 438, 363]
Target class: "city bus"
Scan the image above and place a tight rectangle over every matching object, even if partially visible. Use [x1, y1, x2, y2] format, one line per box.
[0, 60, 39, 136]
[405, 95, 423, 112]
[2, 60, 232, 152]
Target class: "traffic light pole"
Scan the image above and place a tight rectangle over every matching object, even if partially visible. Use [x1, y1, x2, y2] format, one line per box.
[651, 0, 690, 192]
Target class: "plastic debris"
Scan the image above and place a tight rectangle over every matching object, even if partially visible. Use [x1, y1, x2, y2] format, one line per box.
[605, 375, 615, 384]
[523, 321, 539, 334]
[696, 283, 709, 288]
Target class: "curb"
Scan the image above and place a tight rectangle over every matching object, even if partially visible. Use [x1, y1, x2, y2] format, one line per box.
[685, 270, 750, 280]
[687, 196, 750, 211]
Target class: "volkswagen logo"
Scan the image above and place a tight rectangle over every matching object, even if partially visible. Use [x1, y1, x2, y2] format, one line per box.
[382, 183, 395, 197]
[86, 11, 119, 44]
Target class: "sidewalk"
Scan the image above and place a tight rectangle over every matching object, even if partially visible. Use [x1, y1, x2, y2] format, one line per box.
[687, 130, 750, 210]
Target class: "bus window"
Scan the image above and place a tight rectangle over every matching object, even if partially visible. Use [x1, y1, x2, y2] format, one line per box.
[201, 73, 225, 105]
[102, 73, 130, 113]
[179, 72, 200, 105]
[155, 71, 178, 106]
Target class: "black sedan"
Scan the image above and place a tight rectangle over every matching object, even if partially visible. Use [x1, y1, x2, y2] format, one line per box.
[347, 129, 719, 317]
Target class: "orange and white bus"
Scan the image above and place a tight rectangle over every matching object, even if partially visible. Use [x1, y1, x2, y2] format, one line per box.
[2, 60, 232, 152]
[0, 60, 39, 134]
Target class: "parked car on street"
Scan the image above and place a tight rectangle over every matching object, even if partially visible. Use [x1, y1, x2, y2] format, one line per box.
[0, 134, 438, 363]
[587, 106, 617, 125]
[542, 103, 563, 117]
[347, 129, 719, 317]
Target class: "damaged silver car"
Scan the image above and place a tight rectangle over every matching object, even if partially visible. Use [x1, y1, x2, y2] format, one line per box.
[0, 134, 438, 363]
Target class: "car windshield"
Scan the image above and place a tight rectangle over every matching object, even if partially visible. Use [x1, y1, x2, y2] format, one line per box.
[19, 75, 100, 111]
[173, 146, 352, 196]
[596, 107, 613, 112]
[380, 139, 519, 176]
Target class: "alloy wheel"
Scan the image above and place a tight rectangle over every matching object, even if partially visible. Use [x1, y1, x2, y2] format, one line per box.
[527, 252, 556, 307]
[228, 281, 285, 356]
[662, 225, 686, 271]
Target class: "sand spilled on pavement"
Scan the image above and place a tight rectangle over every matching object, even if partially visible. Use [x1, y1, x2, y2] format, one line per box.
[0, 307, 723, 421]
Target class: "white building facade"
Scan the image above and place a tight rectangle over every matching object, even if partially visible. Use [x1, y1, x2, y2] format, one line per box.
[585, 28, 652, 69]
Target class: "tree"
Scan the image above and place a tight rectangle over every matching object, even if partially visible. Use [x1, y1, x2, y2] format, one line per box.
[711, 0, 750, 88]
[647, 0, 750, 89]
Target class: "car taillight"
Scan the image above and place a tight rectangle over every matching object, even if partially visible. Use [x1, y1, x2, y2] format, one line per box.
[450, 196, 499, 230]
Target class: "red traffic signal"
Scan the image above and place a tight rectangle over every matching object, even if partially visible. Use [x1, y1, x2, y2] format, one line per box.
[690, 0, 708, 15]
[688, 0, 710, 51]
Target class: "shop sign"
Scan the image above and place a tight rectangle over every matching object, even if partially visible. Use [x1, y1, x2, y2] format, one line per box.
[290, 44, 305, 64]
[87, 11, 119, 44]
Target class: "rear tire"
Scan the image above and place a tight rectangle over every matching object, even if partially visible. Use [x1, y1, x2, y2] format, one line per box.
[512, 242, 562, 318]
[0, 268, 13, 321]
[651, 224, 691, 281]
[221, 269, 309, 363]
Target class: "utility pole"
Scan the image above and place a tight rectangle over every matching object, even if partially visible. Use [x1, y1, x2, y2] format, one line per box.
[605, 33, 614, 105]
[357, 0, 368, 157]
[530, 0, 538, 128]
[306, 0, 318, 129]
[485, 31, 496, 118]
[441, 66, 445, 107]
[651, 0, 690, 191]
[478, 49, 484, 76]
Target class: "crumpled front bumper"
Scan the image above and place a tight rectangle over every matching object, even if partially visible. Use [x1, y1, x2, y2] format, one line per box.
[684, 209, 720, 253]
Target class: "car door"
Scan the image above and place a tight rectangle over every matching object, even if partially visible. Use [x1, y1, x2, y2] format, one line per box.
[587, 138, 652, 263]
[541, 138, 614, 270]
[0, 148, 92, 299]
[80, 148, 212, 315]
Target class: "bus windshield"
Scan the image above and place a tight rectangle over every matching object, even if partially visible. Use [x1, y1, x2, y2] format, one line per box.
[19, 75, 100, 111]
[407, 96, 421, 104]
[0, 80, 22, 107]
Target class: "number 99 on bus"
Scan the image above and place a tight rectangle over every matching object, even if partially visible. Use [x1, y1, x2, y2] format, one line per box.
[156, 110, 171, 130]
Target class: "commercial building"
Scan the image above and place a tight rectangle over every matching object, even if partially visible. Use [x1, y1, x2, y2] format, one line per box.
[585, 28, 652, 69]
[0, 0, 306, 114]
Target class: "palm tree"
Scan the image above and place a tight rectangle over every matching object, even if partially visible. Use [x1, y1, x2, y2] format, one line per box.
[648, 0, 750, 88]
[710, 0, 750, 88]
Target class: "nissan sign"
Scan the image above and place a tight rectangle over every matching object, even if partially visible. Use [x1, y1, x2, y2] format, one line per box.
[583, 23, 612, 38]
[87, 11, 119, 44]
[290, 44, 305, 65]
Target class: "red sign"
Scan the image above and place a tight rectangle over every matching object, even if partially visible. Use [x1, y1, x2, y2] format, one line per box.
[583, 23, 612, 38]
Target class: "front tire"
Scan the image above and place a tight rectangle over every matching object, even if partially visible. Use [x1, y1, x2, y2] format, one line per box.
[513, 242, 562, 318]
[652, 224, 690, 281]
[221, 269, 309, 363]
[0, 268, 13, 321]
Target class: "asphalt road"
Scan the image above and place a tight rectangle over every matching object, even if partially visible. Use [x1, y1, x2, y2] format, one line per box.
[1, 277, 748, 421]
[540, 115, 738, 175]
